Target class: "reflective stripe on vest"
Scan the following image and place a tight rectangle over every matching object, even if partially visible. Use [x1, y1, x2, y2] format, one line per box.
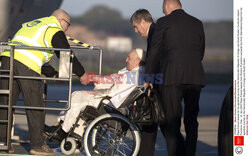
[15, 49, 43, 68]
[13, 36, 49, 63]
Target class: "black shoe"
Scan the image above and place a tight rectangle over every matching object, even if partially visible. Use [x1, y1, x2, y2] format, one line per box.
[44, 120, 63, 134]
[44, 124, 61, 141]
[52, 127, 68, 142]
[44, 124, 60, 133]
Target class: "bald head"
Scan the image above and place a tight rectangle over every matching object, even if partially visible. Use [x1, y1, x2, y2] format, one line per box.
[163, 0, 182, 15]
[52, 9, 71, 32]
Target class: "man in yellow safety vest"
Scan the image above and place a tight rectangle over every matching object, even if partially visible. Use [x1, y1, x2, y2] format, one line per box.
[0, 9, 89, 155]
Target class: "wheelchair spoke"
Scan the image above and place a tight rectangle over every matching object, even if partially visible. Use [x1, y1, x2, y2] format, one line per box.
[115, 141, 130, 156]
[118, 141, 133, 151]
[105, 145, 115, 156]
[96, 126, 107, 142]
[111, 145, 118, 156]
[116, 148, 128, 156]
[85, 115, 139, 156]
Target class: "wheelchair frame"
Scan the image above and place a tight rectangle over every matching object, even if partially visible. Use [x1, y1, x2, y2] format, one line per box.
[51, 87, 145, 156]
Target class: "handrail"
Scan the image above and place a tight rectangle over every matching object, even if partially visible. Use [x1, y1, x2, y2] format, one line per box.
[0, 43, 103, 151]
[0, 75, 70, 81]
[0, 44, 73, 111]
[0, 44, 103, 109]
[0, 44, 71, 52]
[70, 45, 103, 75]
[0, 44, 103, 74]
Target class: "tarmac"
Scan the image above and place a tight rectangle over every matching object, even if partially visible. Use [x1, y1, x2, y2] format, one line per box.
[2, 113, 219, 156]
[2, 84, 228, 155]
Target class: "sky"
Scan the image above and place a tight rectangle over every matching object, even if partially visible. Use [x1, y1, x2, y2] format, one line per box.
[60, 0, 233, 21]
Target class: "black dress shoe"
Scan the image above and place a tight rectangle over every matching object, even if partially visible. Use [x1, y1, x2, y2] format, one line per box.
[44, 124, 60, 133]
[44, 120, 63, 133]
[52, 127, 68, 142]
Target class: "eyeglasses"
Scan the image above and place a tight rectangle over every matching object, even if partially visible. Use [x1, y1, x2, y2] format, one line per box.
[62, 19, 71, 26]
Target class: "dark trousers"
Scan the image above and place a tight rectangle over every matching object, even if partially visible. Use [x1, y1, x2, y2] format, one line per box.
[139, 84, 201, 156]
[0, 56, 45, 148]
[160, 84, 201, 156]
[138, 85, 166, 156]
[138, 123, 158, 156]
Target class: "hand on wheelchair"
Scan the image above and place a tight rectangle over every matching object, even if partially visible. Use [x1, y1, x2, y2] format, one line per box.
[143, 82, 153, 96]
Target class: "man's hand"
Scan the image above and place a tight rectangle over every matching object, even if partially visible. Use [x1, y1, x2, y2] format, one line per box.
[80, 72, 101, 85]
[86, 91, 95, 95]
[144, 82, 153, 89]
[80, 73, 88, 85]
[53, 73, 63, 84]
[90, 74, 100, 84]
[80, 90, 95, 95]
[52, 73, 58, 78]
[144, 82, 153, 96]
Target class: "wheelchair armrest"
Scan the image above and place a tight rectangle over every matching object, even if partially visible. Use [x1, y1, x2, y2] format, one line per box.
[97, 96, 123, 115]
[118, 87, 144, 109]
[97, 96, 112, 110]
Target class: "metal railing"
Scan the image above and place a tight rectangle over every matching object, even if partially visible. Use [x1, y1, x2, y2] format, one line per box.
[0, 44, 103, 151]
[71, 45, 103, 75]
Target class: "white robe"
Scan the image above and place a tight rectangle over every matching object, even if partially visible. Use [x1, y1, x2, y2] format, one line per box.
[59, 66, 144, 132]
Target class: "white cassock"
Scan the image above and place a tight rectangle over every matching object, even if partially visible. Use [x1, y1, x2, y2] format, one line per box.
[59, 66, 144, 132]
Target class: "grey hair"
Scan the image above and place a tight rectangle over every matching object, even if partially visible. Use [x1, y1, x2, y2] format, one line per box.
[130, 9, 153, 24]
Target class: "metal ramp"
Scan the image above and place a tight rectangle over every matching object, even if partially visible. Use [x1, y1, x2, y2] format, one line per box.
[0, 43, 103, 153]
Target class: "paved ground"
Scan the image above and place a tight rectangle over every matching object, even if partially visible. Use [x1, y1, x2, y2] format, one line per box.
[1, 84, 229, 155]
[2, 113, 219, 156]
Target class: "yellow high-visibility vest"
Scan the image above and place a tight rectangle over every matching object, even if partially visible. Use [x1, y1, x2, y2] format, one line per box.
[1, 16, 62, 75]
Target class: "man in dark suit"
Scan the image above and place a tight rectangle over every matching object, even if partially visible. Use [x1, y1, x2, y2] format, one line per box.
[130, 9, 160, 156]
[130, 9, 155, 57]
[146, 0, 206, 156]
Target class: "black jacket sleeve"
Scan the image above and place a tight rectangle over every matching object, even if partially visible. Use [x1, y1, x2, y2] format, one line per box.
[200, 24, 205, 60]
[51, 31, 85, 77]
[41, 63, 58, 77]
[145, 18, 165, 75]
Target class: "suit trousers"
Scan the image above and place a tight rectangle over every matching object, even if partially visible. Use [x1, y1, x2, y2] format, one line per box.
[138, 123, 158, 156]
[160, 84, 201, 156]
[0, 56, 45, 148]
[138, 85, 166, 156]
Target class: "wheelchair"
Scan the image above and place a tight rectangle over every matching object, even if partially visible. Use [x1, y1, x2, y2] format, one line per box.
[48, 86, 146, 156]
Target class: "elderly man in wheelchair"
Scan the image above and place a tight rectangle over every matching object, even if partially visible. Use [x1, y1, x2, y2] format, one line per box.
[44, 48, 146, 155]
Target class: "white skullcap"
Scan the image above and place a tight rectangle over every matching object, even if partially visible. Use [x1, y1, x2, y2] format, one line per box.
[135, 48, 146, 62]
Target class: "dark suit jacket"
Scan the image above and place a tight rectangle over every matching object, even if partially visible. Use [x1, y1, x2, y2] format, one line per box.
[147, 23, 156, 55]
[146, 9, 205, 86]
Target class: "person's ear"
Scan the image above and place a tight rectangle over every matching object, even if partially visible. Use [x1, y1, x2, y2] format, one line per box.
[58, 19, 63, 26]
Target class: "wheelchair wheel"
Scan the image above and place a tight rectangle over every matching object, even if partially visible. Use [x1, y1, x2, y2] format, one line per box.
[60, 137, 77, 155]
[84, 113, 141, 156]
